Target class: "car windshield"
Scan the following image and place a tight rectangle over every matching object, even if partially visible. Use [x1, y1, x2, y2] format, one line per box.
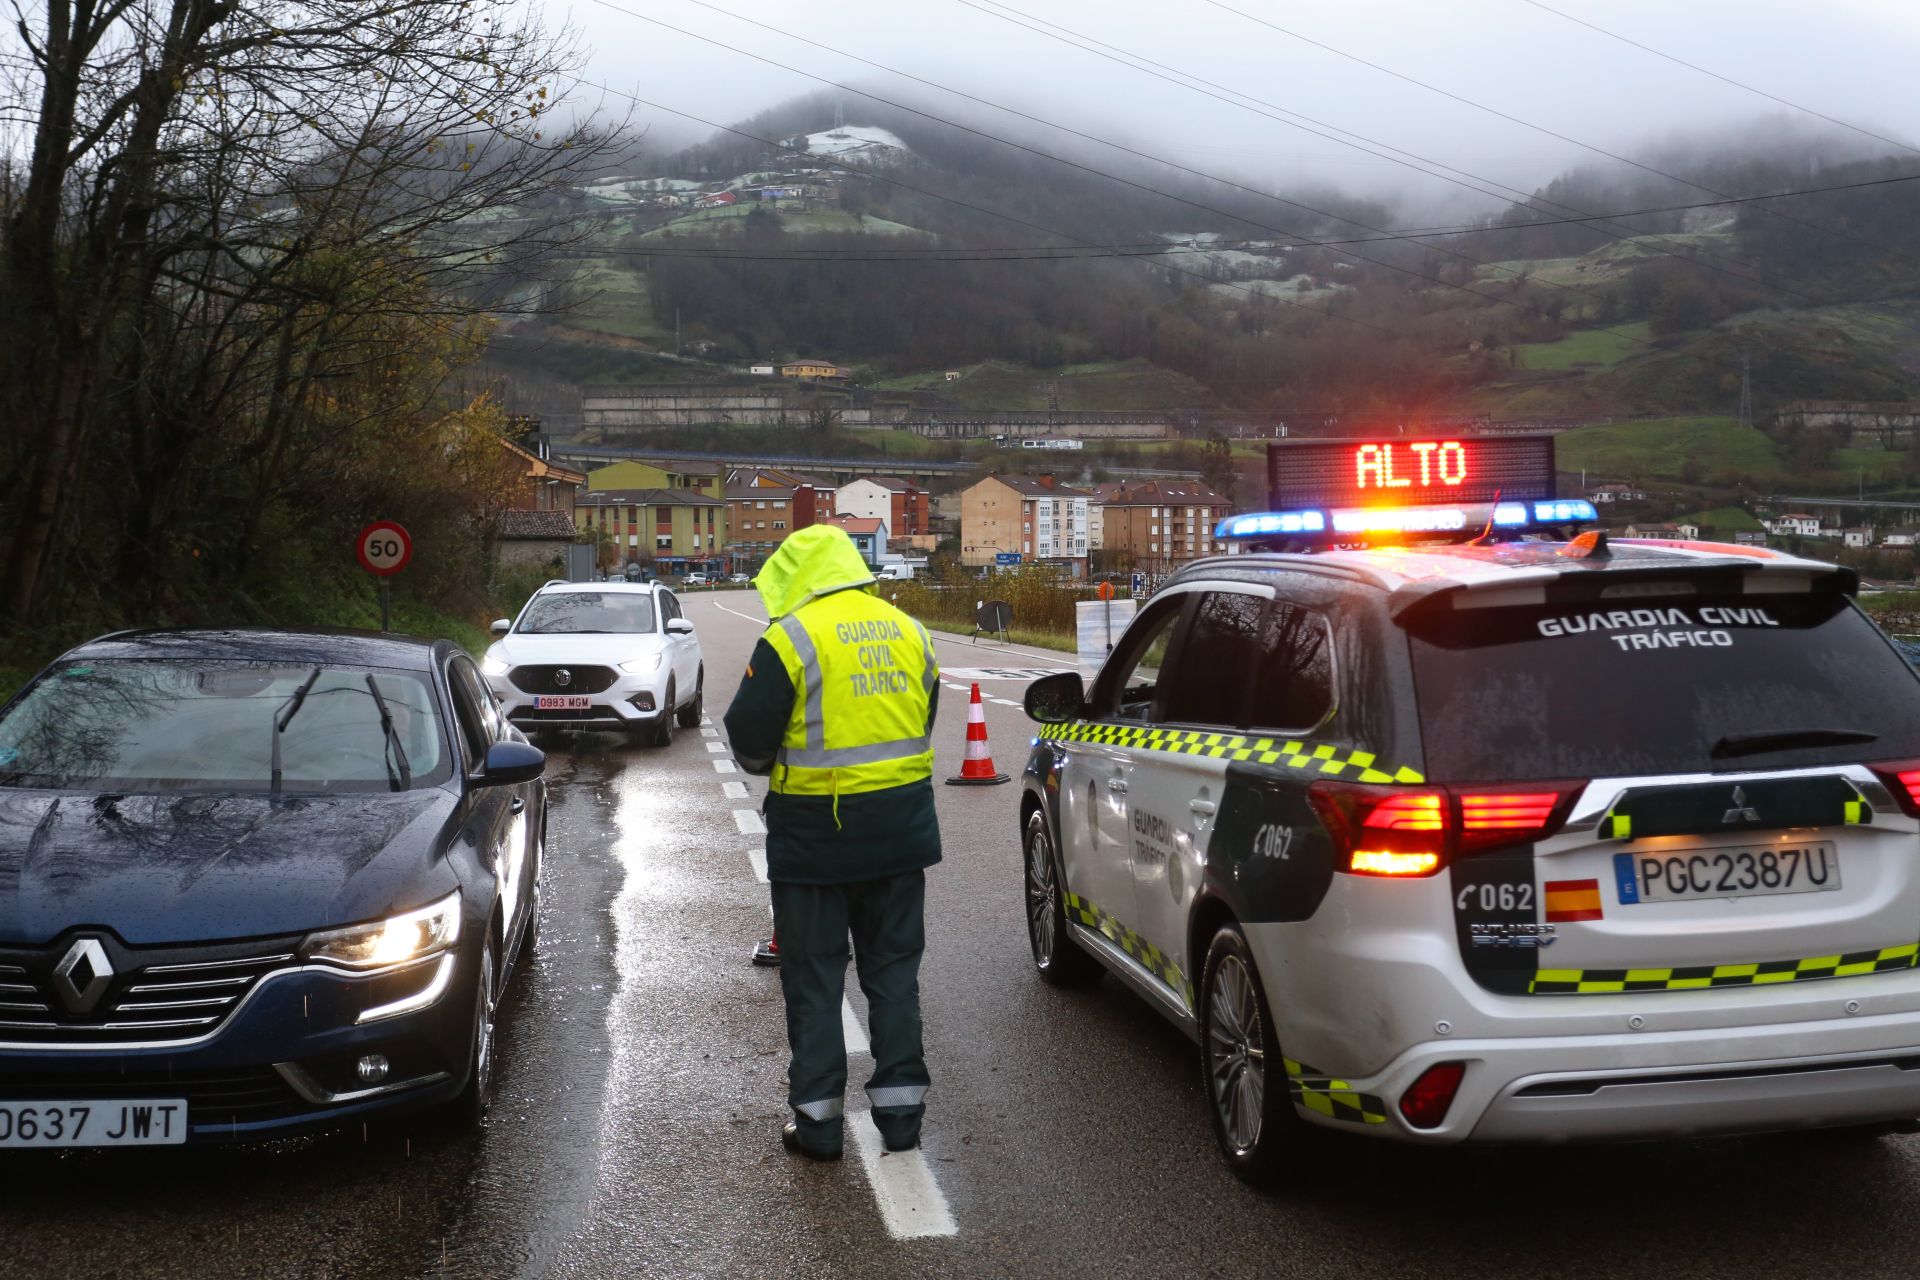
[1406, 589, 1920, 782]
[0, 660, 450, 794]
[517, 592, 655, 634]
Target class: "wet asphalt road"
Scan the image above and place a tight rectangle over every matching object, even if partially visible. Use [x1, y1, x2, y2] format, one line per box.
[13, 592, 1920, 1276]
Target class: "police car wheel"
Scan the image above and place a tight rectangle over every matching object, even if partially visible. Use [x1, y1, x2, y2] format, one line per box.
[1024, 809, 1100, 986]
[1201, 924, 1298, 1182]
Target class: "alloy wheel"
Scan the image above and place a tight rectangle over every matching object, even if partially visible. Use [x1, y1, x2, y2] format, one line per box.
[1025, 822, 1057, 966]
[1206, 953, 1266, 1156]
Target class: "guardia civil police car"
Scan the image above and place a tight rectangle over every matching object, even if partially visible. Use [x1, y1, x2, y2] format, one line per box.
[1020, 435, 1920, 1180]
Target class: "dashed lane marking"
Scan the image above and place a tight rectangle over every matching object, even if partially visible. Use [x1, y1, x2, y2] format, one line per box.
[701, 727, 719, 738]
[746, 846, 768, 884]
[841, 997, 870, 1055]
[733, 809, 767, 835]
[706, 742, 728, 753]
[988, 697, 1020, 707]
[713, 759, 736, 774]
[722, 780, 749, 799]
[850, 1115, 957, 1239]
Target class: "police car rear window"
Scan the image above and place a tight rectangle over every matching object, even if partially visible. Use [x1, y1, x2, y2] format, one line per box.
[1405, 591, 1920, 782]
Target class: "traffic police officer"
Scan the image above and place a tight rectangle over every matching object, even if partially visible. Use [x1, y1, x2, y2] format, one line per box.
[724, 525, 942, 1160]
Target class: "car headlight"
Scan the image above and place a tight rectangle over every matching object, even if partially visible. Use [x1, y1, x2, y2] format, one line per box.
[620, 653, 663, 674]
[481, 654, 511, 677]
[300, 891, 461, 969]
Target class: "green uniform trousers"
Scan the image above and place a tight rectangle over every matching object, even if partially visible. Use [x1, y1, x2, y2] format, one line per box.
[770, 870, 929, 1157]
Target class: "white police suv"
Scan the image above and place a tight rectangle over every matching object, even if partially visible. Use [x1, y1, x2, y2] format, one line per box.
[482, 580, 704, 745]
[1020, 435, 1920, 1181]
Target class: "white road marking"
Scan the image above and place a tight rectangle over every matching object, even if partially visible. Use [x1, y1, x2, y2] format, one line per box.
[850, 1115, 957, 1239]
[700, 727, 718, 738]
[713, 759, 736, 774]
[841, 996, 870, 1055]
[942, 682, 965, 692]
[927, 629, 1076, 667]
[746, 846, 768, 883]
[706, 741, 727, 753]
[941, 667, 1061, 681]
[733, 809, 767, 835]
[988, 697, 1020, 707]
[714, 599, 768, 627]
[722, 780, 748, 798]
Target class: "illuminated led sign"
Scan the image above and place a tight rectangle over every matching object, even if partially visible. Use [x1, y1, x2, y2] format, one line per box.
[1267, 436, 1556, 510]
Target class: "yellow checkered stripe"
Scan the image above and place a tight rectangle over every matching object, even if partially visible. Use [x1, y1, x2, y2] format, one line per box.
[1062, 892, 1193, 1008]
[1283, 1058, 1388, 1125]
[1530, 942, 1920, 994]
[1601, 799, 1869, 841]
[1037, 723, 1423, 784]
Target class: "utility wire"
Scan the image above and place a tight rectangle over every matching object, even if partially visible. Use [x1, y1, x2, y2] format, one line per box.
[964, 0, 1920, 335]
[1205, 0, 1920, 268]
[1517, 0, 1920, 160]
[575, 80, 1405, 335]
[587, 0, 1674, 354]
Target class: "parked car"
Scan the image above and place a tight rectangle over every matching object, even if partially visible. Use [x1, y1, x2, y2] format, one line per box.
[727, 573, 752, 585]
[681, 573, 712, 588]
[482, 580, 703, 746]
[0, 629, 545, 1145]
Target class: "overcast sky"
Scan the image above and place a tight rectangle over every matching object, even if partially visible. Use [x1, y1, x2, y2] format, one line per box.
[557, 0, 1920, 215]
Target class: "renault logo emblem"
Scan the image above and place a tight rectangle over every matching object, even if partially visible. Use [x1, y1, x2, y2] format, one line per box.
[51, 937, 112, 1014]
[553, 668, 572, 688]
[1723, 785, 1761, 825]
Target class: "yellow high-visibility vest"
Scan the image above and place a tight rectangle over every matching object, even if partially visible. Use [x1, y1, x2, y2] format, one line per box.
[763, 588, 937, 798]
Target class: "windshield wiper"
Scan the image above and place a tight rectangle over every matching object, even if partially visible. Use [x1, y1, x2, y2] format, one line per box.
[270, 667, 324, 795]
[1711, 727, 1879, 760]
[363, 674, 413, 792]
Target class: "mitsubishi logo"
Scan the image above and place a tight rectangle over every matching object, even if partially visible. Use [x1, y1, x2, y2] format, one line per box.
[552, 668, 573, 688]
[1723, 785, 1762, 825]
[51, 937, 112, 1014]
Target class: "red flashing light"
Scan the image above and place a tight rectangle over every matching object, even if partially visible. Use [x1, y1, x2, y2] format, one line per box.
[1399, 1062, 1467, 1130]
[1350, 850, 1442, 877]
[1363, 791, 1447, 832]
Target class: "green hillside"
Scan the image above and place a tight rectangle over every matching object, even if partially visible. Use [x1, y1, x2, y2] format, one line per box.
[1555, 417, 1777, 481]
[873, 359, 1215, 410]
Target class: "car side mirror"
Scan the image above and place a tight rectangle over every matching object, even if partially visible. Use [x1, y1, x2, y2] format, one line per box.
[1024, 671, 1086, 724]
[489, 618, 511, 637]
[477, 740, 544, 788]
[666, 618, 695, 635]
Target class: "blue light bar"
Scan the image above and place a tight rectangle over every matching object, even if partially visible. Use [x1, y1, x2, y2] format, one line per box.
[1217, 509, 1326, 539]
[1533, 499, 1597, 523]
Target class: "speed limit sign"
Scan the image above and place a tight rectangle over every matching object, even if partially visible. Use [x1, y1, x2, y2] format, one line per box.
[356, 521, 413, 577]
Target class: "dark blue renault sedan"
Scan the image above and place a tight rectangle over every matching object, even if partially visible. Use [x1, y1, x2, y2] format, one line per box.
[0, 629, 545, 1146]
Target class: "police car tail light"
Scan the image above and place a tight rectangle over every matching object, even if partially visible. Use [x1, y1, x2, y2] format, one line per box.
[1309, 783, 1449, 878]
[1455, 786, 1581, 854]
[1868, 760, 1920, 817]
[1399, 1062, 1466, 1130]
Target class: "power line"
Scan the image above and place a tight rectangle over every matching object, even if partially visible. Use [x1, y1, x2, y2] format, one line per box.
[587, 0, 1671, 353]
[574, 80, 1404, 335]
[1517, 0, 1920, 160]
[962, 0, 1920, 336]
[1204, 0, 1920, 269]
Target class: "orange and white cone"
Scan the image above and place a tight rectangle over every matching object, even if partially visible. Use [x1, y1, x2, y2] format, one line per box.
[946, 682, 1010, 786]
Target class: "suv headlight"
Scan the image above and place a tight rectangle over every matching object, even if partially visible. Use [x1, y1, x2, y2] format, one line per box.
[481, 654, 511, 677]
[620, 653, 663, 673]
[300, 891, 461, 969]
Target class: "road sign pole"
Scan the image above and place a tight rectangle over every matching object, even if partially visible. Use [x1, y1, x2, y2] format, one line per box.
[379, 580, 391, 632]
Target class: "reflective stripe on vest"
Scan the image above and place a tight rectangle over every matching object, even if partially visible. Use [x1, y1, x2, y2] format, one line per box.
[765, 593, 936, 797]
[866, 1084, 928, 1109]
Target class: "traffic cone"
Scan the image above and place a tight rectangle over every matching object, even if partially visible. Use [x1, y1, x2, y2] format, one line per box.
[753, 933, 781, 967]
[945, 682, 1011, 786]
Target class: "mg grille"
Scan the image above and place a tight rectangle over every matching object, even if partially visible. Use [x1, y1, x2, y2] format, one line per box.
[508, 664, 618, 694]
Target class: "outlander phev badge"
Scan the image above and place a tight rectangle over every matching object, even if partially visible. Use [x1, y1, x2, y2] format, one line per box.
[51, 937, 113, 1015]
[1723, 785, 1761, 825]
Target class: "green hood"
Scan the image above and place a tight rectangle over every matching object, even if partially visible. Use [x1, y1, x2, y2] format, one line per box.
[754, 525, 876, 619]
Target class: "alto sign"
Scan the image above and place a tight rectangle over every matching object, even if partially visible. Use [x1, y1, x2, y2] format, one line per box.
[1267, 435, 1556, 510]
[356, 521, 413, 577]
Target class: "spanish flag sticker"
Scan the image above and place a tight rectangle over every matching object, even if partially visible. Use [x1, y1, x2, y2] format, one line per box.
[1544, 878, 1604, 923]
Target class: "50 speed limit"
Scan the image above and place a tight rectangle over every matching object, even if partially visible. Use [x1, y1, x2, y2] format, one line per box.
[356, 521, 413, 577]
